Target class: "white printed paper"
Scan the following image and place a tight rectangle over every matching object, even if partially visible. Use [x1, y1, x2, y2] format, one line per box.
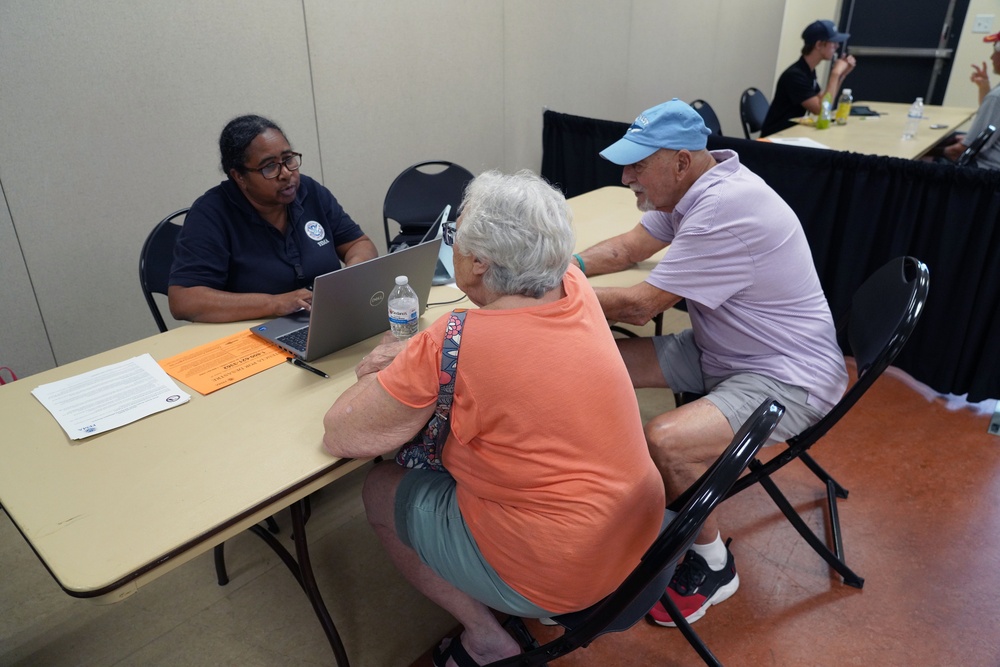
[767, 137, 832, 150]
[31, 354, 191, 440]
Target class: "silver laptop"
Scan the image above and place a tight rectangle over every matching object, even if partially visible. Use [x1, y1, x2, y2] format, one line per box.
[251, 238, 442, 361]
[413, 205, 456, 285]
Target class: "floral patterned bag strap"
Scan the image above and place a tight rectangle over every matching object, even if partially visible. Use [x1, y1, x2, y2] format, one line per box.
[394, 309, 468, 471]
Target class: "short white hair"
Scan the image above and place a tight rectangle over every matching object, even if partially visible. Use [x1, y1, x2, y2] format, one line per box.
[455, 170, 574, 298]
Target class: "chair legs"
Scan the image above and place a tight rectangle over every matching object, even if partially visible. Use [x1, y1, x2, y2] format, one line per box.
[751, 457, 865, 588]
[673, 391, 705, 407]
[214, 542, 229, 586]
[501, 616, 547, 665]
[214, 515, 282, 586]
[497, 604, 724, 667]
[799, 452, 849, 499]
[658, 592, 724, 667]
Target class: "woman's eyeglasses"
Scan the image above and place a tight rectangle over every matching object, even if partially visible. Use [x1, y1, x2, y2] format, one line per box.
[442, 221, 456, 246]
[245, 153, 302, 179]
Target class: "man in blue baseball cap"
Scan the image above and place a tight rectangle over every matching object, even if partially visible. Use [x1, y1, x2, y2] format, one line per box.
[575, 99, 847, 629]
[761, 19, 858, 136]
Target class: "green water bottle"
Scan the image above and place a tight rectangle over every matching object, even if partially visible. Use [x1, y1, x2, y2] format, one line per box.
[816, 93, 833, 130]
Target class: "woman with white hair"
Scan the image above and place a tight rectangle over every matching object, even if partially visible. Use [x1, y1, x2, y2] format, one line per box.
[323, 170, 664, 666]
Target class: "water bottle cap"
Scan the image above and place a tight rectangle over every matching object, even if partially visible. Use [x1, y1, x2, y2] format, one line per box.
[843, 89, 851, 95]
[395, 275, 408, 285]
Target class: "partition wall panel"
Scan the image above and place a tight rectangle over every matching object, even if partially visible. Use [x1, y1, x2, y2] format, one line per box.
[304, 0, 507, 250]
[0, 1, 786, 374]
[0, 1, 318, 367]
[502, 1, 633, 176]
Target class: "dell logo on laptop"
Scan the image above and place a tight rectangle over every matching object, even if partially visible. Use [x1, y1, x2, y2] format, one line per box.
[370, 291, 385, 307]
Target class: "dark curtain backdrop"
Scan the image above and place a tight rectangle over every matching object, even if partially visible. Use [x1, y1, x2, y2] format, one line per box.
[541, 109, 1000, 401]
[541, 110, 632, 197]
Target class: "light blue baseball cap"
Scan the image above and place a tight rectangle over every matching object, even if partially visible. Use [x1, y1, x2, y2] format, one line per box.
[600, 99, 711, 165]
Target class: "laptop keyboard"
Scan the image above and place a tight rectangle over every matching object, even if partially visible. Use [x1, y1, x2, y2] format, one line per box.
[277, 327, 309, 351]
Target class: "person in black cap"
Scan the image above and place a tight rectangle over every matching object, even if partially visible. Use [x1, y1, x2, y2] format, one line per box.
[940, 30, 1000, 168]
[760, 19, 858, 137]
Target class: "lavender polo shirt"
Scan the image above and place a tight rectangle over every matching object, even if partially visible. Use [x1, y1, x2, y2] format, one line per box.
[642, 150, 847, 411]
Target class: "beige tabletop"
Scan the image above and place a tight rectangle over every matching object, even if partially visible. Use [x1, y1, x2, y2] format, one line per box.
[0, 287, 483, 602]
[0, 186, 645, 605]
[0, 319, 384, 601]
[763, 101, 976, 160]
[568, 184, 665, 284]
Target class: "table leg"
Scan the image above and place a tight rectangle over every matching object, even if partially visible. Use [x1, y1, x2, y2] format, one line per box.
[246, 499, 351, 666]
[290, 500, 352, 667]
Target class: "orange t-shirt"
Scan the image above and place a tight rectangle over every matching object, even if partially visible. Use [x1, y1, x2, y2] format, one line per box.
[379, 266, 665, 613]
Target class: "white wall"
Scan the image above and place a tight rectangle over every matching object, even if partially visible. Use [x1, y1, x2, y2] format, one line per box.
[774, 0, 840, 97]
[944, 0, 1000, 108]
[0, 0, 786, 378]
[772, 0, 1000, 112]
[304, 0, 507, 240]
[0, 0, 320, 371]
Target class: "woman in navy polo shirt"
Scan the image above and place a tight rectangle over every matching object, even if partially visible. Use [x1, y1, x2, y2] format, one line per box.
[168, 114, 378, 323]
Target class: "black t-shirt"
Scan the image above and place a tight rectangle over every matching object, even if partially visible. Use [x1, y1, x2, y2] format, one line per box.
[169, 175, 365, 294]
[761, 57, 819, 137]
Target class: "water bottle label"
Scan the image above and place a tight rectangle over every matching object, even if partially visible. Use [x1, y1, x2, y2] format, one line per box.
[388, 310, 417, 323]
[388, 298, 419, 338]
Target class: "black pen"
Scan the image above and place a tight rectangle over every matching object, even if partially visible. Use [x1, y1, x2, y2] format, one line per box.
[286, 357, 329, 379]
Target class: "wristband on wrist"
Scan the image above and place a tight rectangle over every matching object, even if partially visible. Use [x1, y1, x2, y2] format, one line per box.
[573, 253, 586, 274]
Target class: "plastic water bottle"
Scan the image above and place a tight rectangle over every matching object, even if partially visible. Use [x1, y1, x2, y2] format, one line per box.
[835, 88, 853, 125]
[902, 97, 923, 140]
[388, 275, 419, 340]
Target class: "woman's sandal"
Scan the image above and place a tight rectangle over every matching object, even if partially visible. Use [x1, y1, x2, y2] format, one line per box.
[431, 635, 482, 667]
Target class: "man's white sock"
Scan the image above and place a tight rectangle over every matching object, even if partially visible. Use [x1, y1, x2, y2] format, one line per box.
[690, 532, 727, 570]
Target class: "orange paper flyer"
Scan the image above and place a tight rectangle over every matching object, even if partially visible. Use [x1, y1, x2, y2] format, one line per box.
[158, 330, 287, 395]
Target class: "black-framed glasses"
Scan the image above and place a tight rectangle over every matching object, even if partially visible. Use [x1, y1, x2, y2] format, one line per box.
[442, 221, 456, 246]
[245, 153, 302, 179]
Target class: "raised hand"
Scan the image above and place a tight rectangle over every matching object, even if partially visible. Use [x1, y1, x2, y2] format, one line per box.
[971, 61, 990, 88]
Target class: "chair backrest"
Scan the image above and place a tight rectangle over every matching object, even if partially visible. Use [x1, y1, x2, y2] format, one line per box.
[139, 208, 187, 333]
[495, 400, 784, 666]
[382, 161, 474, 251]
[740, 87, 769, 139]
[690, 99, 723, 136]
[957, 124, 996, 167]
[728, 257, 929, 494]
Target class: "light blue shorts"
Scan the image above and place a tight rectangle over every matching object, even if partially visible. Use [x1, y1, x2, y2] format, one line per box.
[394, 468, 554, 617]
[653, 328, 825, 442]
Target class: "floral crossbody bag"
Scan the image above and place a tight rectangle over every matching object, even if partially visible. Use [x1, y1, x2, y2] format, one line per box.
[394, 309, 468, 471]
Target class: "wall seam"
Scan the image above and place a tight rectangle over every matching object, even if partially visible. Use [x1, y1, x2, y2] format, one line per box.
[301, 0, 325, 185]
[0, 176, 56, 367]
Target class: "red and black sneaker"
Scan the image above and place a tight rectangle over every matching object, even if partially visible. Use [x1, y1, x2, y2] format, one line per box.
[648, 544, 739, 627]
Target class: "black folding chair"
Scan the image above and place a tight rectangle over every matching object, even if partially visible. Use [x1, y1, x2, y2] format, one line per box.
[487, 399, 785, 667]
[651, 258, 929, 665]
[722, 256, 930, 588]
[957, 124, 996, 167]
[383, 161, 473, 252]
[691, 99, 724, 136]
[739, 87, 769, 139]
[139, 208, 188, 333]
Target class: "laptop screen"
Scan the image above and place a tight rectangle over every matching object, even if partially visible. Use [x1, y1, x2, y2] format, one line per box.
[418, 205, 451, 246]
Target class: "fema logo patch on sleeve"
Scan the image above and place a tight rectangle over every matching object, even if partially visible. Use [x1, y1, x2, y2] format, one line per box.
[304, 221, 326, 242]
